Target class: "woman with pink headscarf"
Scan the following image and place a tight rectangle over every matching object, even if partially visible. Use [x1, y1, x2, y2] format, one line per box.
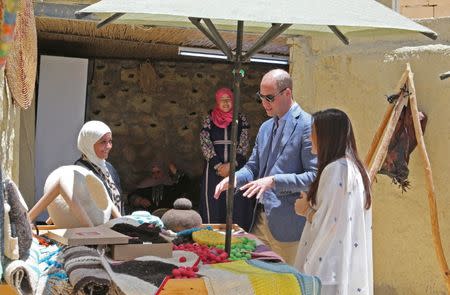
[199, 87, 254, 231]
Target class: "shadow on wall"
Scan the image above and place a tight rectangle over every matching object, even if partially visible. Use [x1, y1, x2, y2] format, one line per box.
[87, 59, 285, 196]
[374, 284, 398, 295]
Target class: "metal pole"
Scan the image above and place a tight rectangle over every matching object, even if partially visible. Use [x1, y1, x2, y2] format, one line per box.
[328, 25, 349, 45]
[189, 18, 233, 60]
[225, 20, 244, 255]
[392, 0, 400, 12]
[243, 24, 291, 60]
[96, 13, 125, 29]
[203, 19, 234, 60]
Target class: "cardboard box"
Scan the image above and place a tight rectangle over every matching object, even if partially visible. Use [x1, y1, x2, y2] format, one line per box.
[0, 283, 18, 295]
[110, 242, 173, 261]
[45, 226, 130, 246]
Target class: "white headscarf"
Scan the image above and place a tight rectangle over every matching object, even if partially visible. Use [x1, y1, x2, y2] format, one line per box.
[77, 120, 111, 174]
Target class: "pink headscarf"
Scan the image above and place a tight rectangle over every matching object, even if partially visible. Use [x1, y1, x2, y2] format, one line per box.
[211, 87, 234, 128]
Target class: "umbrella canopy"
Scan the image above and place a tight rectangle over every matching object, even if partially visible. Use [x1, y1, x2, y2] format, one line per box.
[77, 0, 437, 39]
[76, 0, 437, 253]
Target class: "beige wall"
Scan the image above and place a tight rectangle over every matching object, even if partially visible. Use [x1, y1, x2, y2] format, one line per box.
[18, 97, 36, 207]
[289, 18, 450, 294]
[0, 68, 20, 184]
[401, 0, 450, 18]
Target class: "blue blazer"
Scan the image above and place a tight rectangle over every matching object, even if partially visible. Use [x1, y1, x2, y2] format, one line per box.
[236, 103, 317, 242]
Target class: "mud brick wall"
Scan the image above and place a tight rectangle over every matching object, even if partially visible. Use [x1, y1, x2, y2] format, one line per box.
[87, 59, 283, 194]
[400, 0, 450, 18]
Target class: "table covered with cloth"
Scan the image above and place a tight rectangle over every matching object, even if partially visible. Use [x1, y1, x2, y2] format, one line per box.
[3, 214, 321, 295]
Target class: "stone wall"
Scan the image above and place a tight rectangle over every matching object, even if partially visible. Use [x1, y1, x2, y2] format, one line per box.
[87, 59, 280, 194]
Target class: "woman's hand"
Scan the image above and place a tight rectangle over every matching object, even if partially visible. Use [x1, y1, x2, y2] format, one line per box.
[294, 192, 309, 216]
[168, 162, 177, 175]
[217, 163, 230, 177]
[214, 177, 229, 199]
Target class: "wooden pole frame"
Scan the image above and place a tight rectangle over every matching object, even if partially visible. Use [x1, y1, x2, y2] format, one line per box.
[366, 63, 450, 293]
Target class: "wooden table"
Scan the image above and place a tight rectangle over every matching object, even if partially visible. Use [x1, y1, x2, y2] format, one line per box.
[158, 278, 208, 295]
[0, 284, 18, 295]
[0, 223, 246, 294]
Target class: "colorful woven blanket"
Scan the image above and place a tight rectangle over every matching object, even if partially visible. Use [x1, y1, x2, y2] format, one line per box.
[198, 259, 321, 295]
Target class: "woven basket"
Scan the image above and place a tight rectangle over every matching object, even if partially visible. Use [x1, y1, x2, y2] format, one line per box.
[5, 0, 37, 109]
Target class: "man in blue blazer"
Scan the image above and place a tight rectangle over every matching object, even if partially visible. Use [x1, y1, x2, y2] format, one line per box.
[215, 69, 317, 264]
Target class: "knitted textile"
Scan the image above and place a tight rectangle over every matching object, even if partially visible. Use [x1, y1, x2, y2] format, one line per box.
[101, 250, 198, 295]
[4, 178, 32, 259]
[110, 223, 167, 244]
[3, 239, 41, 295]
[198, 264, 254, 295]
[4, 257, 39, 295]
[248, 260, 321, 295]
[3, 202, 19, 260]
[127, 211, 164, 227]
[251, 244, 284, 262]
[236, 233, 283, 262]
[176, 225, 213, 237]
[62, 246, 111, 295]
[209, 260, 301, 295]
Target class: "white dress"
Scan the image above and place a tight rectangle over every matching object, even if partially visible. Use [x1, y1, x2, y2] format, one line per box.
[293, 158, 373, 295]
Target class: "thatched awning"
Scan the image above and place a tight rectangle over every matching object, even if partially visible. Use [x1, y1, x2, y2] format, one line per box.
[36, 13, 289, 59]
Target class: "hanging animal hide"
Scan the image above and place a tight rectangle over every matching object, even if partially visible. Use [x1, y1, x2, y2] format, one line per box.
[379, 104, 427, 191]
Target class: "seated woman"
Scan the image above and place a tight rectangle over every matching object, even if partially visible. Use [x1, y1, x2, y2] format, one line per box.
[28, 120, 122, 228]
[75, 120, 123, 214]
[126, 162, 191, 215]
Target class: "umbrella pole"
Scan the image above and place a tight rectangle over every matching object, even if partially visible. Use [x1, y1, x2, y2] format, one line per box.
[225, 20, 244, 255]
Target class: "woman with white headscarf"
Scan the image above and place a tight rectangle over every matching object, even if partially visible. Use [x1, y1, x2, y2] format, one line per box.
[75, 120, 123, 214]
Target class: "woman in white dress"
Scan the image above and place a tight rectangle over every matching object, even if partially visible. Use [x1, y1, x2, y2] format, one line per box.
[293, 108, 373, 295]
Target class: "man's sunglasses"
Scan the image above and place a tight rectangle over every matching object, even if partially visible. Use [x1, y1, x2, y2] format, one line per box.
[255, 87, 288, 103]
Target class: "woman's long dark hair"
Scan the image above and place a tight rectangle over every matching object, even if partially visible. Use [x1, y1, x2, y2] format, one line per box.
[307, 108, 372, 209]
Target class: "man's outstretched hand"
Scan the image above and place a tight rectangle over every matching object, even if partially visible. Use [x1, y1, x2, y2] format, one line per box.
[240, 176, 275, 200]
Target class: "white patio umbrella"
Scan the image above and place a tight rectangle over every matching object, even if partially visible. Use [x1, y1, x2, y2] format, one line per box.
[76, 0, 437, 253]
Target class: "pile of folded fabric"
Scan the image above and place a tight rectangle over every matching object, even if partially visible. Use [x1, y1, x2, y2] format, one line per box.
[1, 170, 67, 295]
[61, 246, 112, 294]
[1, 171, 37, 295]
[101, 250, 198, 294]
